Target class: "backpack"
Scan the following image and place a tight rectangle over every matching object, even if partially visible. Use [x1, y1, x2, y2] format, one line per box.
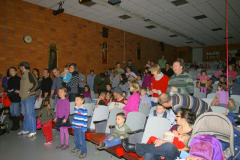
[189, 135, 224, 160]
[0, 124, 7, 135]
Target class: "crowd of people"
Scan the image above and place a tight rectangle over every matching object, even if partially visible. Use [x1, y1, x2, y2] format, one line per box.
[1, 53, 240, 159]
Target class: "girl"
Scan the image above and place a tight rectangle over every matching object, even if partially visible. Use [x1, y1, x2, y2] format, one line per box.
[105, 91, 113, 105]
[228, 64, 236, 79]
[197, 70, 210, 94]
[122, 80, 140, 117]
[119, 73, 129, 94]
[82, 85, 91, 100]
[211, 82, 229, 107]
[145, 60, 151, 68]
[126, 66, 137, 82]
[54, 87, 71, 150]
[204, 62, 211, 69]
[38, 98, 54, 145]
[142, 67, 151, 88]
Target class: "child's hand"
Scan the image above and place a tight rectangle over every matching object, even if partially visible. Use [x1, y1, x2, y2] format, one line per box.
[173, 131, 178, 137]
[120, 136, 124, 139]
[215, 94, 220, 99]
[62, 119, 66, 123]
[107, 137, 113, 141]
[95, 105, 99, 108]
[53, 118, 57, 122]
[144, 103, 148, 105]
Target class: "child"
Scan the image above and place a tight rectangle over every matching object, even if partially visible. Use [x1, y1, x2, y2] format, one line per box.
[197, 70, 210, 94]
[97, 113, 131, 149]
[211, 82, 229, 107]
[140, 87, 151, 108]
[82, 85, 91, 100]
[142, 67, 151, 88]
[106, 84, 112, 92]
[145, 60, 151, 67]
[54, 87, 71, 150]
[95, 92, 107, 108]
[105, 91, 113, 105]
[137, 74, 142, 86]
[71, 95, 88, 158]
[123, 81, 140, 117]
[205, 62, 211, 69]
[219, 75, 226, 83]
[60, 65, 72, 83]
[148, 103, 175, 124]
[38, 98, 54, 145]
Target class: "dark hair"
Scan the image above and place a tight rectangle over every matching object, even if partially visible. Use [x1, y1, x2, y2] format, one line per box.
[120, 73, 128, 85]
[44, 69, 50, 74]
[64, 65, 69, 69]
[84, 85, 90, 93]
[116, 62, 120, 65]
[219, 75, 226, 82]
[99, 73, 106, 78]
[90, 70, 94, 73]
[53, 68, 59, 71]
[75, 94, 84, 101]
[9, 67, 17, 72]
[6, 68, 10, 77]
[40, 98, 51, 116]
[33, 68, 40, 77]
[128, 60, 132, 62]
[144, 67, 151, 75]
[126, 66, 132, 71]
[116, 112, 126, 120]
[218, 82, 227, 91]
[165, 62, 170, 65]
[201, 69, 207, 75]
[106, 91, 113, 101]
[150, 60, 155, 63]
[137, 74, 142, 78]
[179, 108, 196, 125]
[69, 63, 78, 75]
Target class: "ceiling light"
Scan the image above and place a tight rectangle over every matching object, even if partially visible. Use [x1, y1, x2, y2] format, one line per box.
[172, 0, 188, 6]
[194, 15, 207, 20]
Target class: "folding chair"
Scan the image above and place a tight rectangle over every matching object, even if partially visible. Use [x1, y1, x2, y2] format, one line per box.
[212, 84, 217, 93]
[91, 91, 97, 99]
[84, 97, 91, 103]
[50, 99, 56, 109]
[211, 106, 229, 114]
[138, 104, 150, 117]
[149, 106, 157, 115]
[202, 98, 214, 106]
[193, 90, 206, 99]
[231, 95, 240, 105]
[207, 93, 216, 99]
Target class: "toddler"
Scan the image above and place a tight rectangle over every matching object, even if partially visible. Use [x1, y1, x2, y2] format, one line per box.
[137, 74, 142, 86]
[211, 82, 229, 107]
[95, 92, 107, 108]
[197, 70, 210, 94]
[60, 65, 72, 83]
[140, 87, 151, 107]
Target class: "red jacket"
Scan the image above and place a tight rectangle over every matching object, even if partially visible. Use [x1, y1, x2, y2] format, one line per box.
[150, 74, 169, 98]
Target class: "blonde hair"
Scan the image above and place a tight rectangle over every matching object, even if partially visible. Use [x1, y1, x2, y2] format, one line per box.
[58, 87, 67, 97]
[149, 64, 161, 74]
[40, 99, 51, 117]
[130, 80, 141, 93]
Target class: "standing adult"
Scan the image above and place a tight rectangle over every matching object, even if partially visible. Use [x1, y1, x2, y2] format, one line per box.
[66, 63, 79, 102]
[115, 62, 125, 75]
[32, 68, 42, 99]
[124, 60, 138, 74]
[87, 70, 96, 91]
[158, 54, 167, 69]
[7, 67, 21, 131]
[18, 62, 38, 137]
[37, 69, 52, 100]
[162, 62, 174, 78]
[189, 61, 199, 70]
[167, 61, 194, 95]
[93, 73, 110, 98]
[50, 68, 62, 101]
[1, 68, 10, 92]
[78, 73, 86, 94]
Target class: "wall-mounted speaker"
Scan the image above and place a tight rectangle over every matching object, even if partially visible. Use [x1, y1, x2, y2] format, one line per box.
[102, 27, 108, 38]
[160, 42, 164, 52]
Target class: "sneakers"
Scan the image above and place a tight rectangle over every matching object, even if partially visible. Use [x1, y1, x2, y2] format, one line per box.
[61, 144, 69, 150]
[18, 131, 30, 135]
[96, 142, 106, 150]
[79, 153, 87, 159]
[44, 141, 52, 145]
[56, 144, 64, 149]
[71, 149, 80, 153]
[27, 132, 36, 138]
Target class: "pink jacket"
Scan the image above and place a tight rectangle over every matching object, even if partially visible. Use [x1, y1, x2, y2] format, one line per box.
[123, 92, 140, 117]
[197, 75, 210, 82]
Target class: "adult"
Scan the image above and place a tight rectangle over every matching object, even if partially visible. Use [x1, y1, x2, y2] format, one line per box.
[189, 61, 199, 70]
[124, 60, 137, 74]
[18, 62, 38, 137]
[119, 73, 129, 93]
[142, 67, 151, 88]
[87, 70, 96, 91]
[7, 67, 21, 131]
[206, 78, 213, 95]
[66, 63, 79, 102]
[1, 68, 10, 92]
[228, 77, 240, 96]
[126, 66, 137, 82]
[162, 62, 174, 78]
[167, 61, 194, 95]
[228, 64, 236, 79]
[158, 54, 167, 69]
[204, 62, 211, 69]
[229, 54, 236, 65]
[108, 87, 127, 111]
[211, 67, 226, 83]
[150, 60, 155, 66]
[149, 64, 169, 107]
[37, 69, 52, 100]
[49, 68, 62, 101]
[32, 68, 42, 99]
[78, 73, 86, 94]
[93, 73, 110, 98]
[217, 60, 223, 69]
[115, 62, 125, 75]
[159, 93, 211, 117]
[111, 70, 120, 89]
[122, 108, 196, 160]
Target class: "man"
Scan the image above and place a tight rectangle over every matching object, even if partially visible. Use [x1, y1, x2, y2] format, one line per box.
[78, 73, 86, 94]
[124, 60, 137, 74]
[159, 93, 211, 117]
[87, 70, 96, 91]
[93, 73, 110, 98]
[167, 61, 194, 95]
[37, 69, 52, 100]
[228, 77, 240, 95]
[115, 62, 125, 74]
[49, 68, 62, 101]
[108, 87, 127, 110]
[18, 62, 38, 137]
[158, 54, 167, 69]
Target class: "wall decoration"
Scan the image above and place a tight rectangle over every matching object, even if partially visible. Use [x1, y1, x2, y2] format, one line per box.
[137, 42, 141, 60]
[102, 41, 108, 64]
[48, 43, 58, 70]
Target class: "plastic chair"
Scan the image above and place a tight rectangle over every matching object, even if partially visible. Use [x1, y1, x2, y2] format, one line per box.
[84, 97, 91, 103]
[91, 91, 97, 99]
[89, 105, 109, 130]
[214, 81, 219, 84]
[211, 106, 229, 114]
[202, 98, 214, 106]
[233, 101, 240, 113]
[207, 93, 216, 99]
[149, 106, 157, 115]
[69, 102, 75, 115]
[194, 90, 206, 99]
[84, 103, 94, 117]
[230, 95, 240, 105]
[35, 98, 42, 109]
[212, 84, 217, 93]
[138, 104, 150, 117]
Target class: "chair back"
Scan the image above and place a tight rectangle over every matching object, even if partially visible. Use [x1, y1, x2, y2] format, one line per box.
[105, 108, 123, 133]
[149, 106, 157, 115]
[70, 102, 75, 115]
[202, 98, 214, 106]
[126, 112, 146, 131]
[207, 93, 216, 99]
[84, 98, 91, 103]
[35, 98, 42, 109]
[138, 104, 150, 117]
[211, 106, 229, 114]
[89, 105, 109, 130]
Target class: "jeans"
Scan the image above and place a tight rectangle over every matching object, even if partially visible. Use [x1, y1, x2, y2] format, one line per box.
[102, 135, 122, 148]
[151, 102, 158, 108]
[10, 102, 20, 117]
[136, 143, 180, 160]
[78, 87, 84, 95]
[69, 93, 77, 102]
[74, 128, 87, 154]
[21, 96, 36, 133]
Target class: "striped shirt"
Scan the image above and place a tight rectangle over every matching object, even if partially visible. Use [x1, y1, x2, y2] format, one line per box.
[72, 105, 88, 131]
[167, 71, 194, 95]
[172, 94, 211, 117]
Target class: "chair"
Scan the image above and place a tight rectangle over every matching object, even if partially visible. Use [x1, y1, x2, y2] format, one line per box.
[230, 95, 240, 105]
[91, 91, 97, 99]
[202, 98, 214, 106]
[207, 93, 216, 99]
[35, 98, 42, 109]
[69, 102, 75, 115]
[84, 97, 91, 103]
[50, 99, 56, 109]
[233, 101, 240, 113]
[211, 106, 229, 114]
[194, 90, 206, 99]
[149, 106, 157, 115]
[214, 81, 219, 84]
[138, 104, 150, 117]
[212, 84, 217, 93]
[89, 105, 109, 130]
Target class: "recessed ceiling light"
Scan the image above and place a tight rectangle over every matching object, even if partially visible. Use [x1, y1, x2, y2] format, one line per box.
[145, 25, 156, 29]
[212, 28, 223, 31]
[119, 15, 132, 20]
[172, 0, 188, 6]
[144, 19, 150, 22]
[194, 15, 207, 20]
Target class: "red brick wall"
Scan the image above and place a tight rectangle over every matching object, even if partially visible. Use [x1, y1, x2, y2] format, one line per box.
[0, 0, 177, 92]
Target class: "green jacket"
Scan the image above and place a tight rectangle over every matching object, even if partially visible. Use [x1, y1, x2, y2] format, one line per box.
[93, 75, 110, 94]
[111, 123, 131, 138]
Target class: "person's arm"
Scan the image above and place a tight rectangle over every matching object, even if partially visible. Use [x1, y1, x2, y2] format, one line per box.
[111, 128, 118, 138]
[211, 94, 219, 106]
[29, 72, 38, 92]
[147, 97, 152, 107]
[183, 74, 194, 95]
[37, 90, 42, 100]
[43, 78, 52, 98]
[123, 125, 132, 138]
[50, 78, 56, 100]
[2, 77, 7, 89]
[229, 99, 236, 111]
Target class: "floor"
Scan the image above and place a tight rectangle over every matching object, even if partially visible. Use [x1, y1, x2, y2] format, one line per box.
[0, 122, 124, 160]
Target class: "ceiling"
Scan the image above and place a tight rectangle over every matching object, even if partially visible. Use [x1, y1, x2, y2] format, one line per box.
[23, 0, 240, 47]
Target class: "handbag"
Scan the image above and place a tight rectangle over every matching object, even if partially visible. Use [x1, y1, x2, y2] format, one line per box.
[55, 116, 71, 128]
[36, 119, 42, 130]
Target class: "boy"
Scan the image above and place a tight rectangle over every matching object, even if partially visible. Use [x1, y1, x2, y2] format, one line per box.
[140, 87, 152, 107]
[137, 74, 142, 86]
[149, 103, 175, 124]
[71, 95, 88, 159]
[97, 112, 131, 149]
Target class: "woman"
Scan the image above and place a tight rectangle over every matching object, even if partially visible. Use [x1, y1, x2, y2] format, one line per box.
[119, 73, 129, 94]
[1, 68, 10, 92]
[162, 62, 174, 78]
[66, 63, 79, 102]
[32, 68, 42, 99]
[228, 64, 236, 79]
[126, 66, 137, 82]
[105, 91, 113, 105]
[122, 108, 196, 160]
[7, 67, 21, 131]
[142, 67, 151, 88]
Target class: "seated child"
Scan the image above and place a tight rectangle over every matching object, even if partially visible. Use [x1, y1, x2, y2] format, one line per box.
[148, 103, 175, 124]
[97, 113, 131, 149]
[211, 82, 229, 107]
[122, 91, 127, 99]
[197, 70, 210, 94]
[219, 75, 226, 83]
[106, 84, 112, 92]
[137, 74, 142, 86]
[140, 87, 151, 107]
[82, 85, 91, 100]
[95, 92, 107, 108]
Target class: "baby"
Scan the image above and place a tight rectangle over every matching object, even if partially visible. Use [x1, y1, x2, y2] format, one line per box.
[163, 131, 190, 149]
[60, 65, 72, 83]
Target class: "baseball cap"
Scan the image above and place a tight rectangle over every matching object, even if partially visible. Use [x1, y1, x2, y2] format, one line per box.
[112, 87, 123, 95]
[18, 62, 30, 68]
[228, 77, 234, 83]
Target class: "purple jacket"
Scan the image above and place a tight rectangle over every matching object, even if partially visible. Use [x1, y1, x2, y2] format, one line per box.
[123, 92, 140, 117]
[55, 98, 70, 120]
[1, 76, 8, 92]
[82, 91, 92, 100]
[142, 74, 151, 88]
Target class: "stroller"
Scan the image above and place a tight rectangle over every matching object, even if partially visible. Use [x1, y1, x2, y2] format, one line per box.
[187, 112, 240, 160]
[0, 93, 10, 135]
